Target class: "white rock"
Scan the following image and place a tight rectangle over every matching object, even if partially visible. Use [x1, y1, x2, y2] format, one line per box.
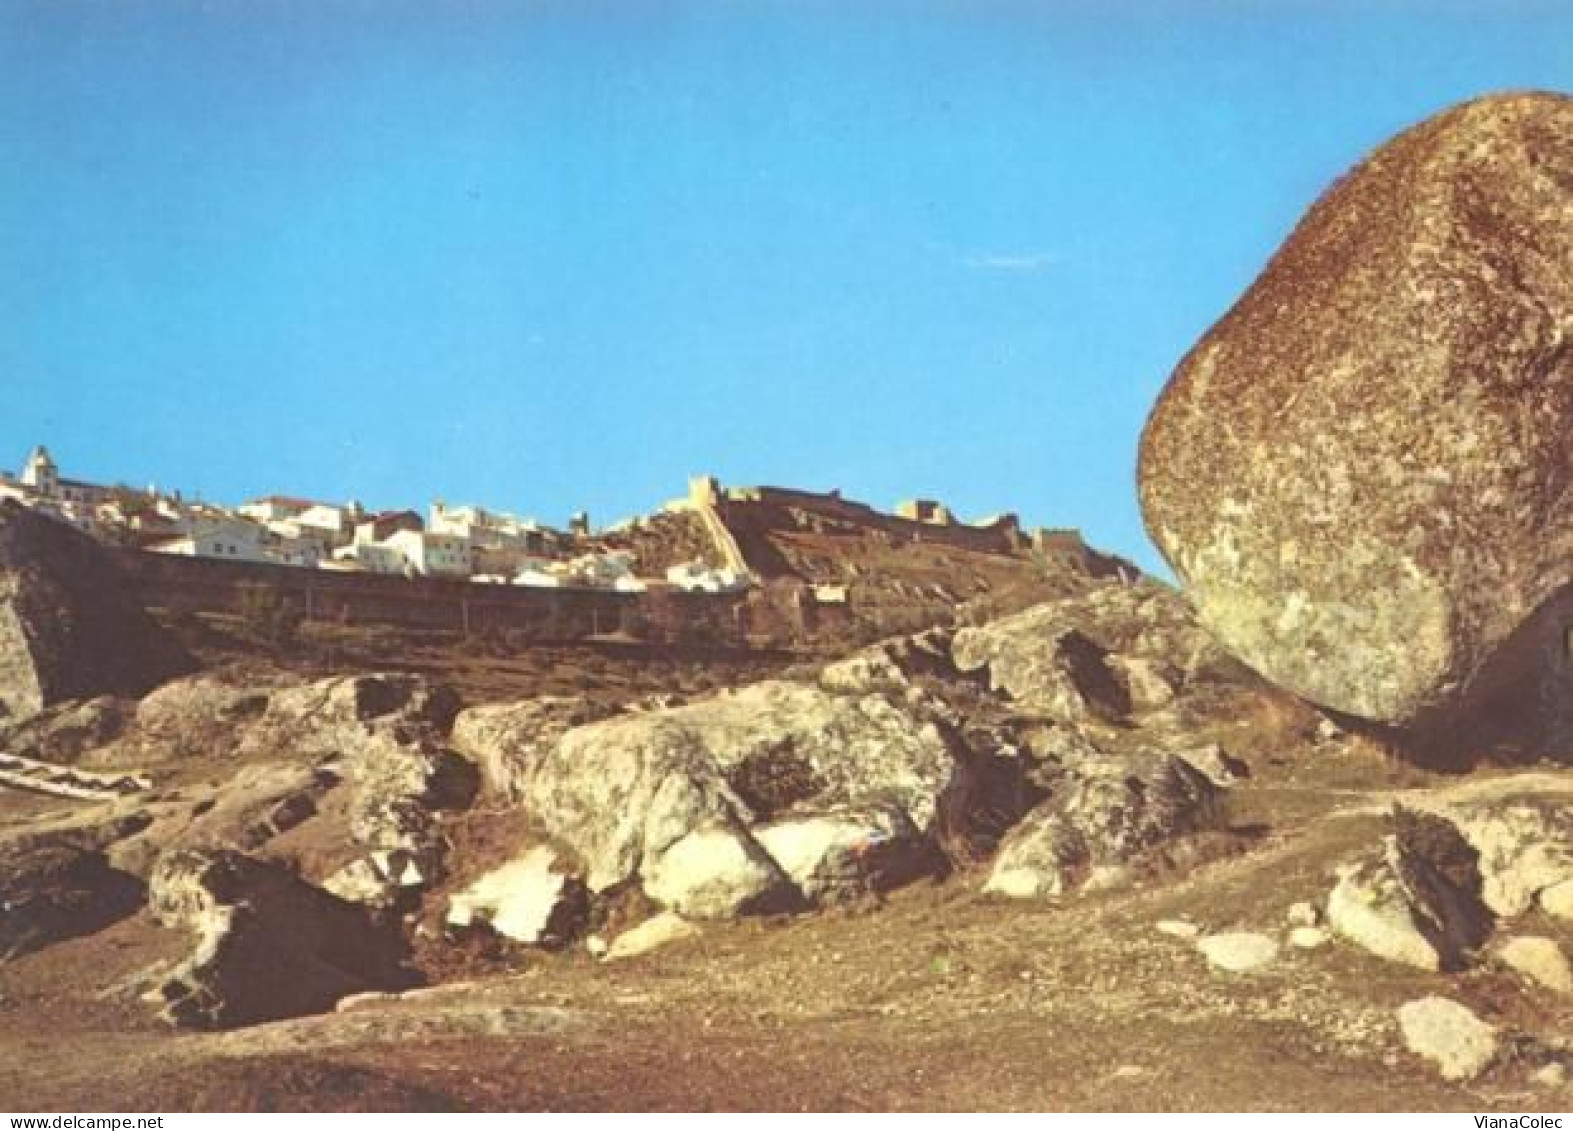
[1497, 936, 1573, 993]
[1533, 1062, 1567, 1089]
[642, 823, 792, 919]
[1447, 800, 1573, 918]
[518, 681, 963, 899]
[1540, 879, 1573, 921]
[1289, 926, 1331, 950]
[1173, 742, 1246, 787]
[1327, 856, 1441, 970]
[1285, 901, 1322, 928]
[1155, 919, 1202, 940]
[1397, 996, 1497, 1081]
[753, 806, 930, 904]
[604, 912, 699, 961]
[585, 934, 608, 959]
[1196, 932, 1279, 972]
[446, 846, 579, 945]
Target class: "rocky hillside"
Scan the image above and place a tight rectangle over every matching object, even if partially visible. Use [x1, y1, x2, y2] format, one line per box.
[2, 518, 1571, 1107]
[5, 91, 1573, 1110]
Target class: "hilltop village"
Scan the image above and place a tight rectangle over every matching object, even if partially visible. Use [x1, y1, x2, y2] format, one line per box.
[0, 444, 1116, 608]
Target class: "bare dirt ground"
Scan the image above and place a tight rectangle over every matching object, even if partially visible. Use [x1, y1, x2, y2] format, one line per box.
[2, 728, 1568, 1112]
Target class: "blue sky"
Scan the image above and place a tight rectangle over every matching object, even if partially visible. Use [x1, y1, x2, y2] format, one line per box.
[2, 2, 1569, 571]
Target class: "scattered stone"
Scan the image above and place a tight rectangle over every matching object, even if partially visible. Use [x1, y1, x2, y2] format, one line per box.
[1286, 901, 1322, 928]
[1155, 919, 1202, 940]
[604, 912, 699, 961]
[954, 626, 1131, 724]
[0, 696, 132, 766]
[146, 848, 414, 1029]
[511, 680, 973, 910]
[1533, 1062, 1567, 1089]
[450, 697, 618, 802]
[1139, 91, 1573, 736]
[1497, 936, 1573, 994]
[1288, 926, 1331, 950]
[1397, 996, 1497, 1081]
[817, 629, 957, 695]
[1197, 932, 1279, 972]
[584, 934, 608, 959]
[1326, 809, 1492, 971]
[1173, 742, 1248, 787]
[1107, 655, 1180, 713]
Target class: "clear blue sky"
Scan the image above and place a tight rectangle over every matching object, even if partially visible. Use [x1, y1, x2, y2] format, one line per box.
[2, 2, 1569, 570]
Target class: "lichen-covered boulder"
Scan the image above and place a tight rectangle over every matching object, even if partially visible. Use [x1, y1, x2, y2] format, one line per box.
[984, 753, 1225, 899]
[1138, 92, 1573, 731]
[1326, 807, 1494, 971]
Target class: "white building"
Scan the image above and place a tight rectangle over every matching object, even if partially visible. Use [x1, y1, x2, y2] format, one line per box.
[238, 496, 318, 524]
[333, 527, 472, 578]
[331, 540, 406, 575]
[385, 529, 471, 578]
[666, 561, 750, 593]
[149, 517, 273, 564]
[430, 501, 545, 551]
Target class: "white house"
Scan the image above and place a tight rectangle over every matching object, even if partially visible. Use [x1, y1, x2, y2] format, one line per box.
[385, 529, 470, 577]
[149, 517, 273, 564]
[430, 501, 545, 551]
[331, 540, 406, 574]
[269, 532, 327, 568]
[333, 528, 472, 578]
[239, 495, 335, 525]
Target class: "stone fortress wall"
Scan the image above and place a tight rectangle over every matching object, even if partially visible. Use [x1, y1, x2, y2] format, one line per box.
[684, 475, 1029, 557]
[111, 547, 746, 642]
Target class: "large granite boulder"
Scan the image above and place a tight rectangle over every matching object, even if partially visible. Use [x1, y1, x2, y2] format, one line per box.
[0, 501, 193, 721]
[468, 680, 975, 916]
[1138, 92, 1573, 733]
[984, 752, 1225, 899]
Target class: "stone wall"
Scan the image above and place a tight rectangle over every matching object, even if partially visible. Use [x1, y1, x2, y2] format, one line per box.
[110, 549, 746, 643]
[715, 486, 1025, 558]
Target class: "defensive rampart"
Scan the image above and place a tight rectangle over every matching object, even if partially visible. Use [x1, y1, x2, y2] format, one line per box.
[109, 549, 745, 641]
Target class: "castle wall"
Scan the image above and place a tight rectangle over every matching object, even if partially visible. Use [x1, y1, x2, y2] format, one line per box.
[715, 487, 1024, 557]
[109, 548, 746, 642]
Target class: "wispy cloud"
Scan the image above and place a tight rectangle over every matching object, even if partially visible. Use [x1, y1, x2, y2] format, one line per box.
[967, 251, 1056, 273]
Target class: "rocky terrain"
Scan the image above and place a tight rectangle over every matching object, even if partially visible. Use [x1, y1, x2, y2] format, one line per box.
[3, 91, 1573, 1111]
